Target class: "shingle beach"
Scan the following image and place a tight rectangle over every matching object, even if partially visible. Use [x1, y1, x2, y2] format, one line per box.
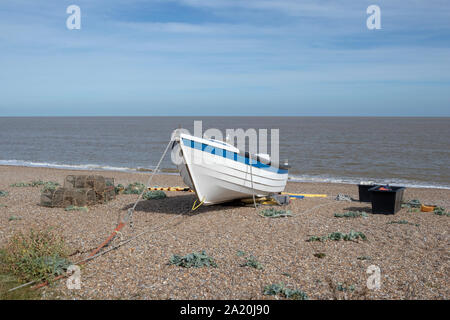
[0, 165, 448, 300]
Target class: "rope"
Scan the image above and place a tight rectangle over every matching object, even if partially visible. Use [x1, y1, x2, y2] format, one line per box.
[148, 186, 192, 192]
[191, 197, 206, 211]
[128, 139, 174, 228]
[249, 158, 258, 209]
[76, 210, 187, 265]
[7, 280, 35, 292]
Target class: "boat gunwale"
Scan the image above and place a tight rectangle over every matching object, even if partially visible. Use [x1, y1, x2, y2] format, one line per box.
[179, 134, 289, 174]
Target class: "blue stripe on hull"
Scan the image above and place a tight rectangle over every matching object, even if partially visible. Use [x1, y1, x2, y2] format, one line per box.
[182, 138, 288, 174]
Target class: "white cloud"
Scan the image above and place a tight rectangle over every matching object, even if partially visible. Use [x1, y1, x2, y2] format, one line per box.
[118, 21, 284, 35]
[174, 0, 362, 17]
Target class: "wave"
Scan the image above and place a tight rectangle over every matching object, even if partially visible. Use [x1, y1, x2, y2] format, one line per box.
[1, 159, 449, 190]
[288, 174, 450, 190]
[0, 159, 146, 173]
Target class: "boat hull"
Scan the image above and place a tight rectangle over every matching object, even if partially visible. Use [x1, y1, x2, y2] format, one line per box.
[173, 134, 288, 205]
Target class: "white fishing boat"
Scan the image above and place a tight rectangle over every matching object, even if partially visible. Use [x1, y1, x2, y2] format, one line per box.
[171, 132, 289, 205]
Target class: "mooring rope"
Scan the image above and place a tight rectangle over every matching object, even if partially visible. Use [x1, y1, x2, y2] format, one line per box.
[191, 196, 206, 211]
[249, 158, 258, 209]
[127, 138, 174, 228]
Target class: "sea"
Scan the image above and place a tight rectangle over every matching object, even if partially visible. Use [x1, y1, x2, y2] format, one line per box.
[0, 117, 449, 189]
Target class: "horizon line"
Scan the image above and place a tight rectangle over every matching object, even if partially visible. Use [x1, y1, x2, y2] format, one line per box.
[1, 115, 449, 118]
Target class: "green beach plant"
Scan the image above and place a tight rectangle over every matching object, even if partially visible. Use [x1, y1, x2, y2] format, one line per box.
[283, 288, 309, 300]
[402, 199, 421, 208]
[236, 250, 246, 257]
[241, 255, 263, 270]
[31, 180, 45, 187]
[307, 230, 367, 242]
[307, 236, 323, 242]
[387, 220, 420, 226]
[168, 251, 217, 268]
[64, 205, 89, 212]
[433, 207, 450, 216]
[401, 200, 449, 216]
[8, 215, 21, 221]
[263, 282, 284, 296]
[142, 190, 166, 200]
[357, 256, 371, 261]
[33, 180, 60, 188]
[114, 184, 124, 195]
[259, 208, 292, 218]
[123, 182, 146, 194]
[402, 199, 422, 212]
[41, 181, 60, 192]
[10, 181, 60, 191]
[0, 191, 8, 197]
[10, 182, 31, 187]
[334, 211, 368, 218]
[329, 231, 367, 241]
[263, 282, 308, 300]
[336, 282, 355, 292]
[0, 229, 71, 283]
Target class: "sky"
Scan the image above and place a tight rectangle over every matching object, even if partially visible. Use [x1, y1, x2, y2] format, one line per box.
[0, 0, 449, 116]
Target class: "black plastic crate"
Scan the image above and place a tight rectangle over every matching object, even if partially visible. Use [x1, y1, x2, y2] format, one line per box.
[358, 184, 379, 202]
[369, 186, 406, 214]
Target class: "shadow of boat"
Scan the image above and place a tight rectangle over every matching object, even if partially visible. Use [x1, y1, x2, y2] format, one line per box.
[121, 194, 244, 215]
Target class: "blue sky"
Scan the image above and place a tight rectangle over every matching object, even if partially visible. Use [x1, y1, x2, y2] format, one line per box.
[0, 0, 449, 116]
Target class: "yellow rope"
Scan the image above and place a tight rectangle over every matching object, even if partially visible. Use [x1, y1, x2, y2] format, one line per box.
[281, 192, 327, 198]
[191, 197, 206, 211]
[148, 186, 193, 192]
